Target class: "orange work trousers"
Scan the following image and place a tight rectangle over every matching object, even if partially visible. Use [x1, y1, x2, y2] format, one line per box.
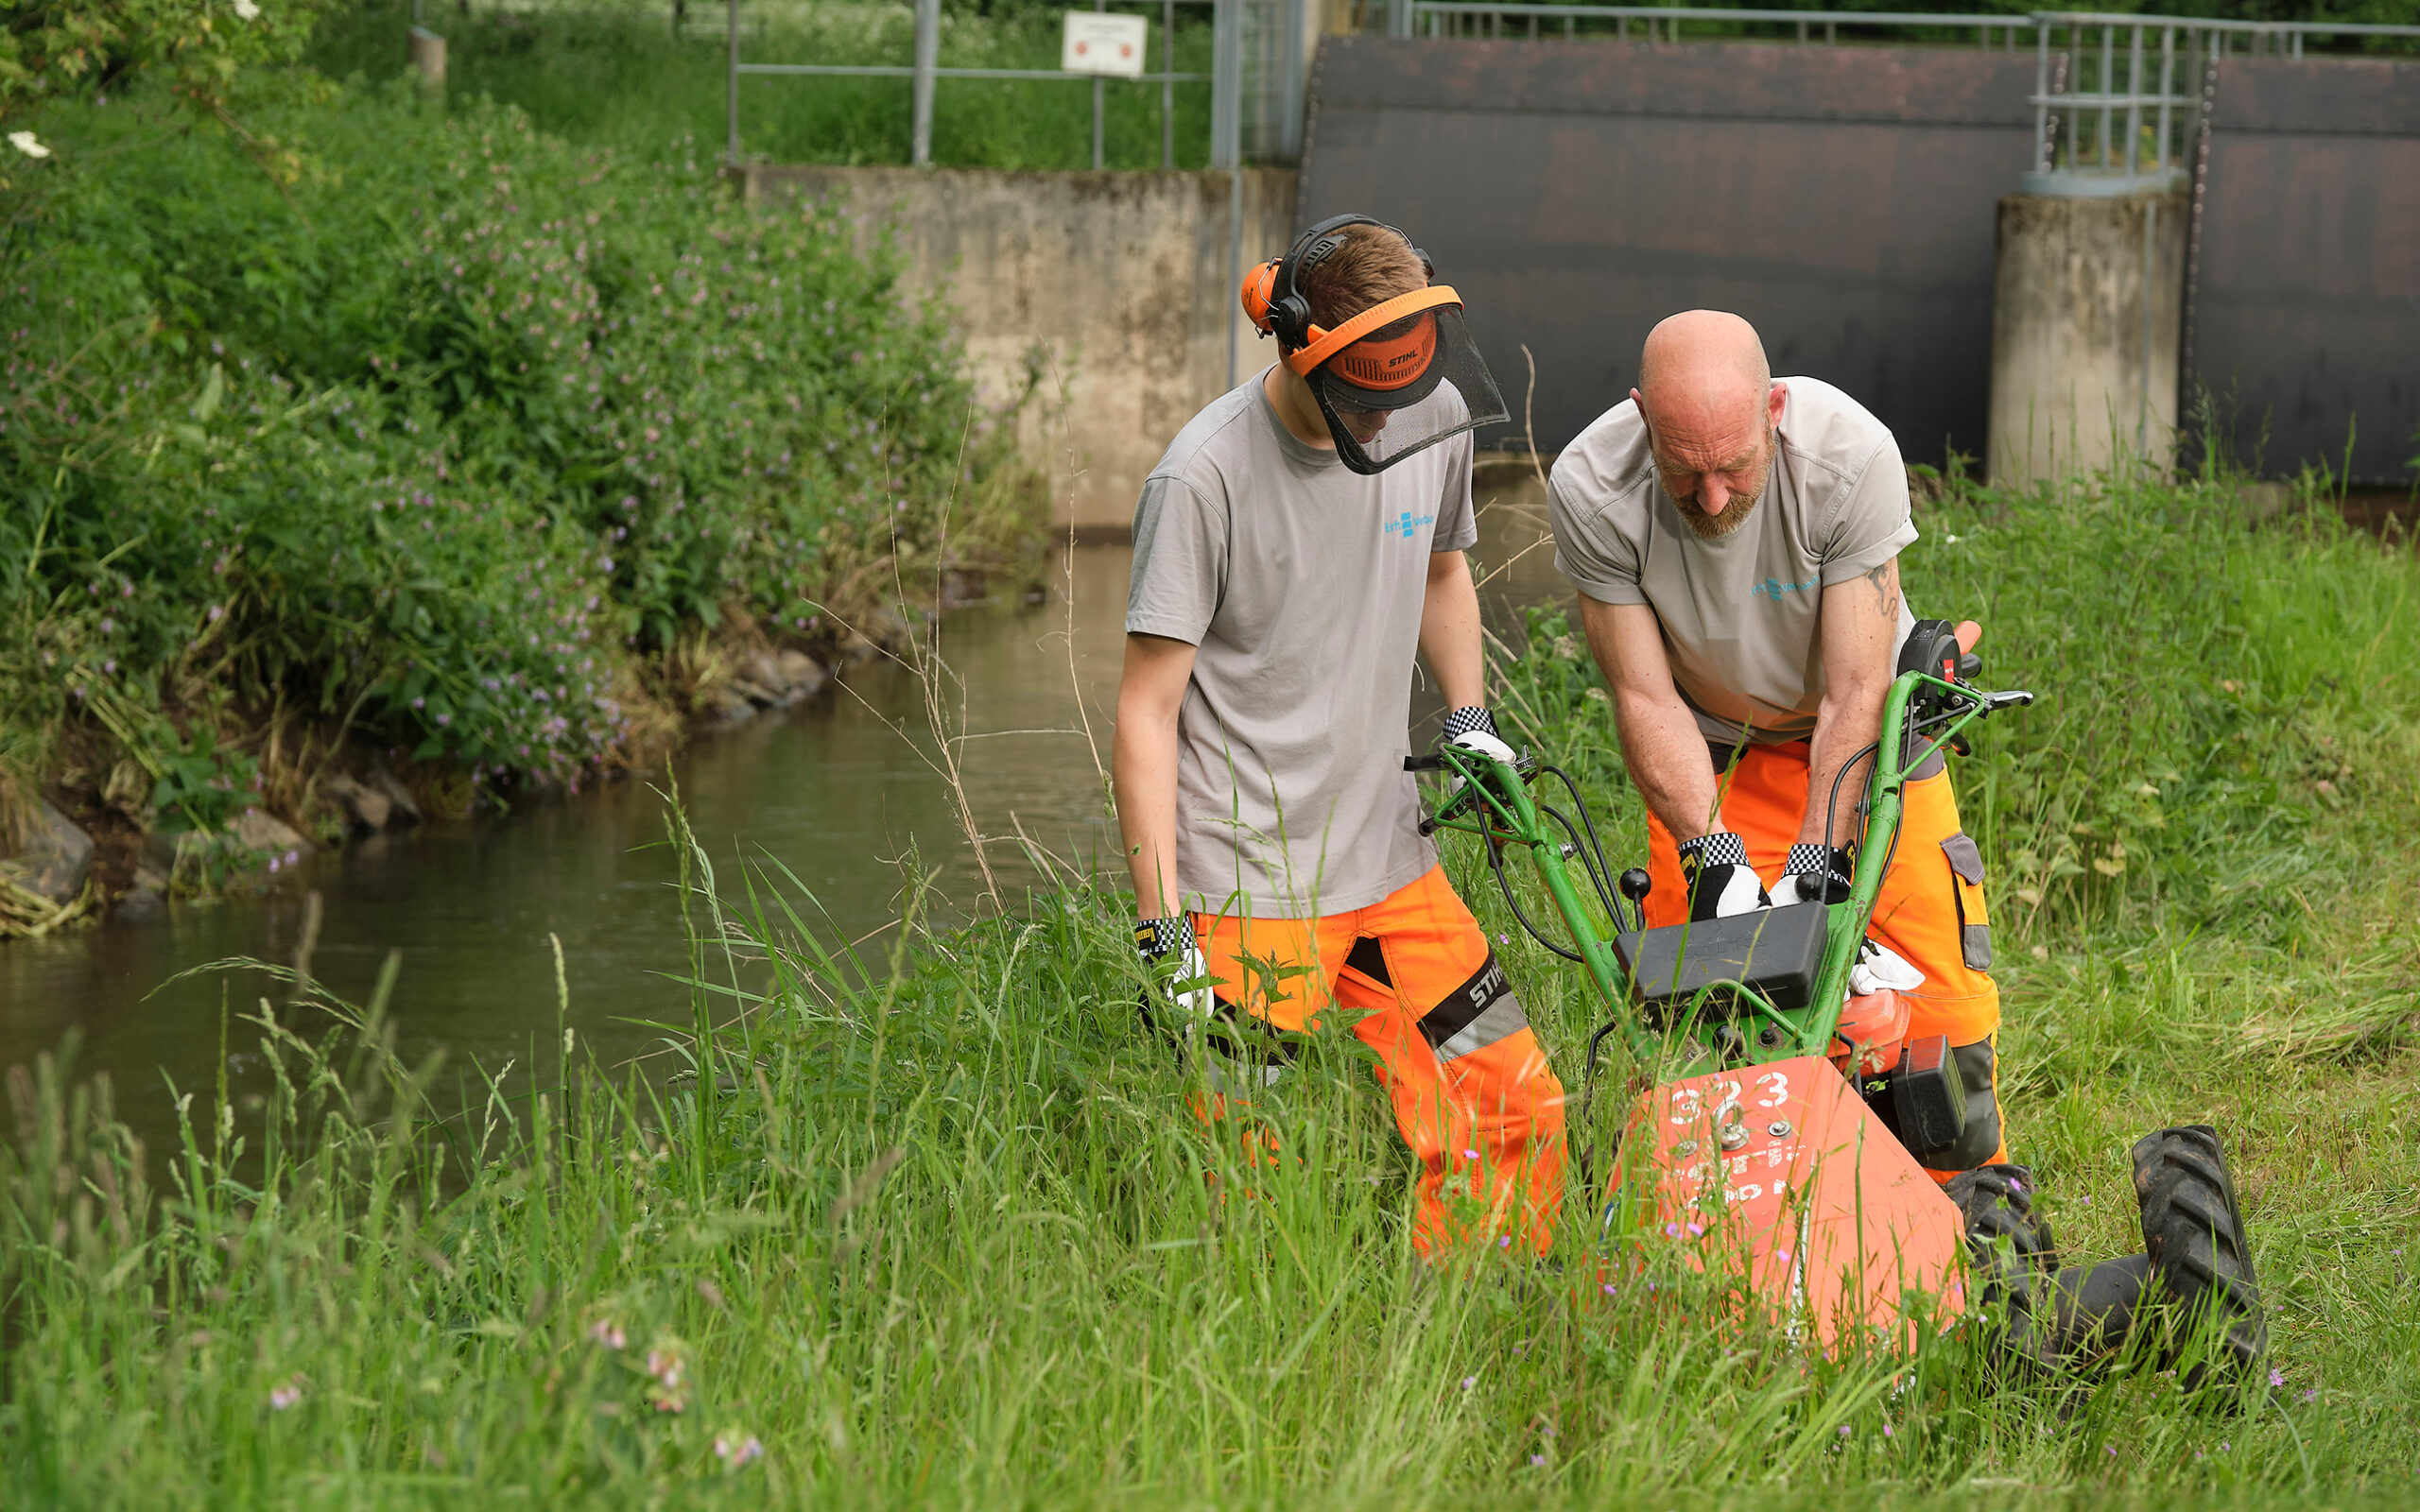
[1641, 742, 2010, 1178]
[1188, 865, 1566, 1255]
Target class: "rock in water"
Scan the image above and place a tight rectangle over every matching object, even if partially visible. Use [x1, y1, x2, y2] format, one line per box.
[325, 775, 393, 835]
[368, 764, 422, 827]
[776, 649, 827, 700]
[743, 651, 786, 692]
[115, 866, 167, 920]
[233, 809, 310, 858]
[1, 799, 94, 902]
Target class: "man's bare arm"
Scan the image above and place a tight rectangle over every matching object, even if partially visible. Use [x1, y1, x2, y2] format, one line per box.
[1418, 549, 1487, 711]
[1112, 632, 1198, 918]
[1575, 595, 1720, 842]
[1800, 558, 1900, 847]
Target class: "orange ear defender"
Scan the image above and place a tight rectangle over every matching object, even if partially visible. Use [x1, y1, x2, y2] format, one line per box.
[1240, 258, 1284, 335]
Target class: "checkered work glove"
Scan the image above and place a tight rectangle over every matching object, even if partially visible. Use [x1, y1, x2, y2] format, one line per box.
[1677, 831, 1772, 921]
[1135, 916, 1216, 1022]
[1441, 706, 1524, 816]
[1442, 706, 1519, 766]
[1773, 842, 1858, 906]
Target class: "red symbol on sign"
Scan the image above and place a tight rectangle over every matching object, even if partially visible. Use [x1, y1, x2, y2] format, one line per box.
[1076, 41, 1090, 54]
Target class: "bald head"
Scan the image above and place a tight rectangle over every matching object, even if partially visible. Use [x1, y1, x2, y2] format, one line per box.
[1636, 311, 1772, 426]
[1630, 311, 1786, 532]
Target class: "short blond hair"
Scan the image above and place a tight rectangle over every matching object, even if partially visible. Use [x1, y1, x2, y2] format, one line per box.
[1297, 224, 1428, 335]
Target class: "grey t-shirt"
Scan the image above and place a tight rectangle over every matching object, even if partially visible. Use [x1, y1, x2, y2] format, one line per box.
[1127, 371, 1476, 919]
[1548, 377, 1917, 745]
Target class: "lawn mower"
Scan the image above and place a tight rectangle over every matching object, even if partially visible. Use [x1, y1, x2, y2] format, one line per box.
[1409, 623, 2266, 1378]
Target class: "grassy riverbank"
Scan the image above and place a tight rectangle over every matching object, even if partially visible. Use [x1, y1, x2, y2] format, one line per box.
[0, 78, 1045, 898]
[4, 469, 2417, 1506]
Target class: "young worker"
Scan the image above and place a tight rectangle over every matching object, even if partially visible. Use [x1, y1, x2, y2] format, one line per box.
[1546, 309, 2006, 1177]
[1112, 215, 1565, 1255]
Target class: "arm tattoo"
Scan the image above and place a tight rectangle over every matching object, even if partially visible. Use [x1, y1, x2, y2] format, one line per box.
[1863, 559, 1900, 619]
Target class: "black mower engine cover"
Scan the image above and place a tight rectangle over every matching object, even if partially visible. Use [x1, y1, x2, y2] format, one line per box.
[1614, 902, 1829, 1018]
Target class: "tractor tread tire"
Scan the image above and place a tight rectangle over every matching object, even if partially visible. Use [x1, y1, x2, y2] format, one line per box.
[1944, 1163, 2060, 1368]
[2132, 1125, 2266, 1383]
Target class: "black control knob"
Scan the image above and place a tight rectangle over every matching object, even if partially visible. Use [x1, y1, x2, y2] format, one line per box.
[1616, 868, 1652, 934]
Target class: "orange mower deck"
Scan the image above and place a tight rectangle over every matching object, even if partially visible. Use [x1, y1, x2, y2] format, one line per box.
[1609, 1054, 1965, 1351]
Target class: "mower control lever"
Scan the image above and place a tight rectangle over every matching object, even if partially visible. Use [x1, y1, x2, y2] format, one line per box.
[1616, 868, 1652, 934]
[1983, 689, 2035, 712]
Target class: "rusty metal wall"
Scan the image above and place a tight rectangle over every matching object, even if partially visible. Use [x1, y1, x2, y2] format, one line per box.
[2191, 60, 2420, 485]
[1296, 37, 2042, 465]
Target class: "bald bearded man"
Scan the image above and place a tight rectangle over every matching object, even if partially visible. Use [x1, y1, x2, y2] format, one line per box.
[1547, 311, 2008, 1179]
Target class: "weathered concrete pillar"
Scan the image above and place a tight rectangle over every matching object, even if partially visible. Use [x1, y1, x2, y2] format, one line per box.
[733, 165, 1298, 534]
[408, 26, 447, 91]
[1986, 188, 2187, 488]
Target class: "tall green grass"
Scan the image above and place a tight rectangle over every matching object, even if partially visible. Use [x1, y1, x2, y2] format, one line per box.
[4, 469, 2417, 1506]
[310, 0, 1222, 169]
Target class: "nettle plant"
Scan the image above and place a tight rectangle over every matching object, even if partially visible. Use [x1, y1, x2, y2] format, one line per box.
[381, 121, 986, 653]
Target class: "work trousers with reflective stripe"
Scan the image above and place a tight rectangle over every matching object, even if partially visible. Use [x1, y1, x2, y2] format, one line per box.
[1641, 741, 2010, 1179]
[1189, 865, 1566, 1255]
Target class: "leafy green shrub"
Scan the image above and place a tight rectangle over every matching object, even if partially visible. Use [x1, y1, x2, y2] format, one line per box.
[0, 81, 1038, 797]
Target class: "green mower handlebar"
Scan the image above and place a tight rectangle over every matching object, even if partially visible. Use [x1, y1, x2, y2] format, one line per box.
[1409, 669, 2031, 1076]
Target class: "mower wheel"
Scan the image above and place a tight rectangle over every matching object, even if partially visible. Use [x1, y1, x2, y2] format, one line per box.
[1943, 1163, 2061, 1366]
[2132, 1125, 2266, 1384]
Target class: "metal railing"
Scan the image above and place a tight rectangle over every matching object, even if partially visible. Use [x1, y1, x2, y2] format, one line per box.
[1393, 3, 2044, 45]
[724, 3, 2420, 176]
[1388, 5, 2420, 197]
[1396, 2, 2420, 55]
[723, 0, 1229, 170]
[2024, 12, 2420, 192]
[2028, 16, 2195, 194]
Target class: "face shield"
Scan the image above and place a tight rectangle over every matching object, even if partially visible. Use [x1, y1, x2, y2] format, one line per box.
[1284, 290, 1508, 475]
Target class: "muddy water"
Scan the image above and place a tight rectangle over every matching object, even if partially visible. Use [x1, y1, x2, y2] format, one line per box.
[0, 474, 1567, 1143]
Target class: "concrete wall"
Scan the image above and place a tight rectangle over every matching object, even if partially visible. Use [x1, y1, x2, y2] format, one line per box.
[1986, 189, 2187, 488]
[733, 165, 1299, 534]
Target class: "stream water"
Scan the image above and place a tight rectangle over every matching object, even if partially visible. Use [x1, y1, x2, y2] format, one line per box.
[0, 476, 1567, 1146]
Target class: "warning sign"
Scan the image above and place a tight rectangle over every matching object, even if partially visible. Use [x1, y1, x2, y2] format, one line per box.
[1062, 11, 1149, 78]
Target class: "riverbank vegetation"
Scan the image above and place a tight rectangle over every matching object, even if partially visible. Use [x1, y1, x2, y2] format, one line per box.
[0, 55, 1046, 903]
[4, 465, 2414, 1505]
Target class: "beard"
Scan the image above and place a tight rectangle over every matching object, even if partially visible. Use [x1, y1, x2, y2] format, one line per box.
[1665, 426, 1775, 541]
[1674, 486, 1761, 540]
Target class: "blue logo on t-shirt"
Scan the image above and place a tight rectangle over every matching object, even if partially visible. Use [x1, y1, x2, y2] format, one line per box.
[1752, 575, 1822, 600]
[1384, 509, 1439, 540]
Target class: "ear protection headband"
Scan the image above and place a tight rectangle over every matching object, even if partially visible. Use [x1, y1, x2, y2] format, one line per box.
[1239, 215, 1464, 380]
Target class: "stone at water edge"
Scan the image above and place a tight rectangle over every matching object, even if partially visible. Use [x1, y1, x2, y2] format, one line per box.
[743, 650, 786, 694]
[367, 763, 422, 827]
[115, 865, 168, 919]
[775, 649, 828, 700]
[324, 774, 394, 835]
[0, 798, 95, 902]
[233, 808, 311, 857]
